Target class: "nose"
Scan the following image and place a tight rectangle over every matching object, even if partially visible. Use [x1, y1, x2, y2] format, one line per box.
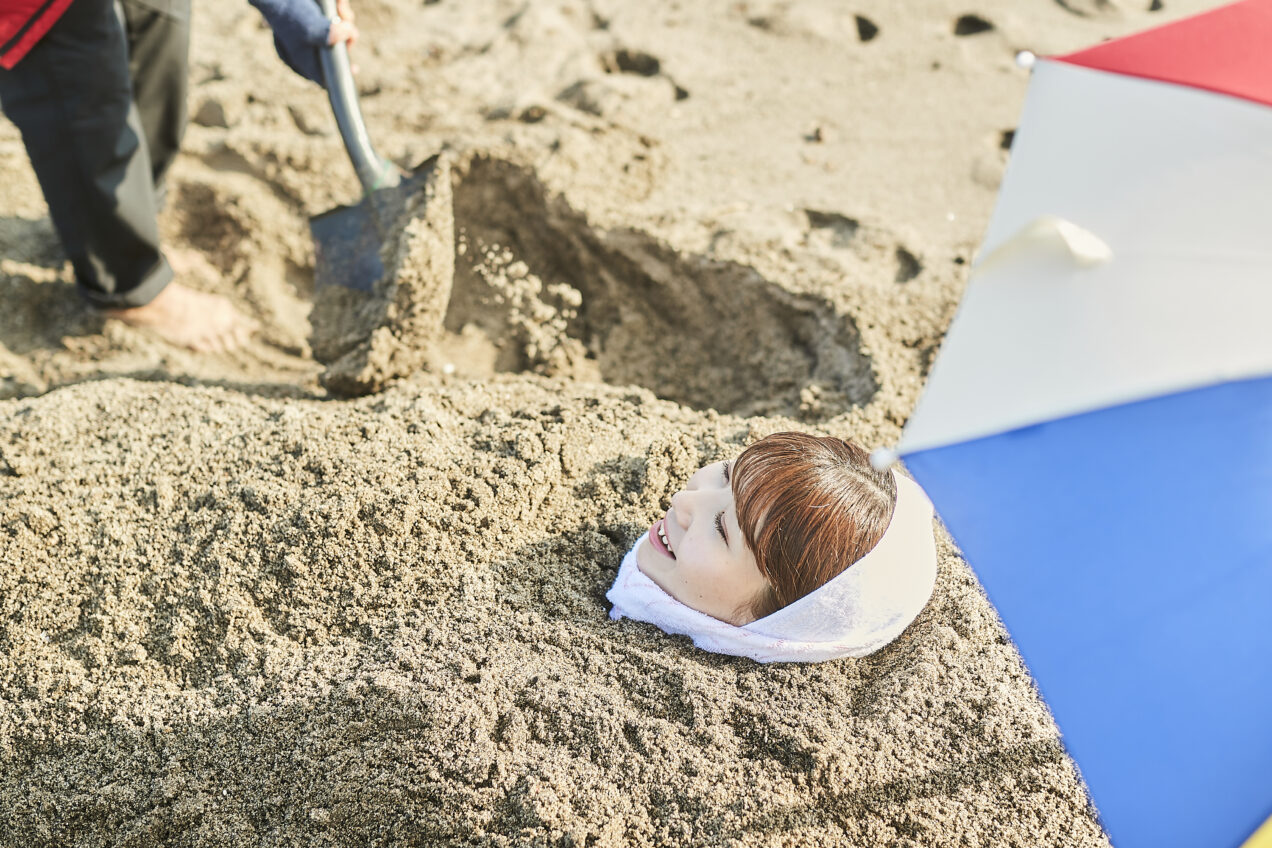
[669, 489, 694, 529]
[670, 484, 718, 529]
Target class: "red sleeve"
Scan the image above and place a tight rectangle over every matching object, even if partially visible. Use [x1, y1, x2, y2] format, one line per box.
[0, 0, 78, 69]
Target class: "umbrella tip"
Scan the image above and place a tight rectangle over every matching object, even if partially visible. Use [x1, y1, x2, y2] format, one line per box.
[1015, 50, 1036, 69]
[870, 447, 899, 472]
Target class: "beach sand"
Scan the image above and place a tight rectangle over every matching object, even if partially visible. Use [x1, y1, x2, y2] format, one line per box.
[0, 0, 1208, 844]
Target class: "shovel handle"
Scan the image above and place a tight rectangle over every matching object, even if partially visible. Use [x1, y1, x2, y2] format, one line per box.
[315, 0, 399, 193]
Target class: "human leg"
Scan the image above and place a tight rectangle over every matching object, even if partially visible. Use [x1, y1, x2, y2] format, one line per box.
[120, 0, 190, 204]
[0, 0, 171, 309]
[0, 0, 254, 350]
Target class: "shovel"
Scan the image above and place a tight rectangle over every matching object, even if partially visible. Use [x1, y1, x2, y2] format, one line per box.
[309, 0, 434, 291]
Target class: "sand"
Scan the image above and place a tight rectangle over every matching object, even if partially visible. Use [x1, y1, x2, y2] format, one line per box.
[0, 0, 1209, 844]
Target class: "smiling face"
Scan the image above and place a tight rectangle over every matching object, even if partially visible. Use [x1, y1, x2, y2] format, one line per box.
[635, 459, 770, 626]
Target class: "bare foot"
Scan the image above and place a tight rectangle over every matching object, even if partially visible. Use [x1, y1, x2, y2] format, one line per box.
[103, 283, 257, 353]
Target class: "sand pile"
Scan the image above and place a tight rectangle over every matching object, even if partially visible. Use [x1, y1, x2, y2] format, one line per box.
[0, 0, 1208, 844]
[0, 378, 1098, 846]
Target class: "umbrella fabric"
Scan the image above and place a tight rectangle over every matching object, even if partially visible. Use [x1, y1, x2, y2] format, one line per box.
[896, 3, 1272, 847]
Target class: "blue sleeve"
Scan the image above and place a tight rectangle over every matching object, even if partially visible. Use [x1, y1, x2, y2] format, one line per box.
[248, 0, 332, 85]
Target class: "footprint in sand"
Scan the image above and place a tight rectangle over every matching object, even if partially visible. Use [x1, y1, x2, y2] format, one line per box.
[600, 47, 690, 101]
[742, 4, 867, 43]
[556, 46, 688, 120]
[805, 210, 860, 249]
[190, 82, 245, 129]
[601, 47, 660, 77]
[1053, 0, 1126, 17]
[557, 75, 678, 120]
[953, 14, 995, 36]
[972, 129, 1015, 189]
[855, 15, 879, 42]
[804, 209, 925, 284]
[895, 247, 923, 283]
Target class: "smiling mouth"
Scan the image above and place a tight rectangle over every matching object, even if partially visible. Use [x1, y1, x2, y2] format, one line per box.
[648, 517, 676, 559]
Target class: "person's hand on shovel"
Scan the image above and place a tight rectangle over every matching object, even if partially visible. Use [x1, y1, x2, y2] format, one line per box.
[327, 0, 358, 49]
[249, 0, 359, 86]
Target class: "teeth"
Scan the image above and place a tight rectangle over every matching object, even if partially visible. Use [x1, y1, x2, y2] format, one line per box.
[658, 522, 673, 553]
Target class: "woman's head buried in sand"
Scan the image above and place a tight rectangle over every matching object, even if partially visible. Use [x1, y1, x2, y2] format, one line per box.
[639, 432, 896, 625]
[608, 432, 939, 663]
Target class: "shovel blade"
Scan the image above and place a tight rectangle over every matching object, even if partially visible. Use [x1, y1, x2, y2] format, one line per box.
[310, 159, 437, 292]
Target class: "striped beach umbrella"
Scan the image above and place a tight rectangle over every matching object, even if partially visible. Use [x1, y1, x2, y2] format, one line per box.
[889, 2, 1272, 846]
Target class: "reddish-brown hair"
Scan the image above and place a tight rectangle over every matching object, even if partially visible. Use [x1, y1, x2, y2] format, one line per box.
[732, 432, 897, 620]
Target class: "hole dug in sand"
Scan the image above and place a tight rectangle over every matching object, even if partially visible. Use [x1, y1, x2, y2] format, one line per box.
[317, 155, 877, 420]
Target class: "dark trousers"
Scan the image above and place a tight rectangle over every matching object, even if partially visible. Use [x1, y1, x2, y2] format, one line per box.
[0, 0, 190, 308]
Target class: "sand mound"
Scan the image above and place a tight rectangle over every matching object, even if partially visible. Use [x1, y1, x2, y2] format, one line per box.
[0, 378, 1099, 846]
[0, 0, 1210, 842]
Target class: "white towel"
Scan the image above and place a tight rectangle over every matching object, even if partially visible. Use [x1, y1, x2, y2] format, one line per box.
[606, 472, 938, 663]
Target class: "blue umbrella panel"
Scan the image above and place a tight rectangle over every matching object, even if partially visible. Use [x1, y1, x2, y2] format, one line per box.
[902, 374, 1272, 848]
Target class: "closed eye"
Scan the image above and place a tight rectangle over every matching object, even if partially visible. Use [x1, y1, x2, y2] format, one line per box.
[722, 461, 732, 484]
[715, 510, 729, 545]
